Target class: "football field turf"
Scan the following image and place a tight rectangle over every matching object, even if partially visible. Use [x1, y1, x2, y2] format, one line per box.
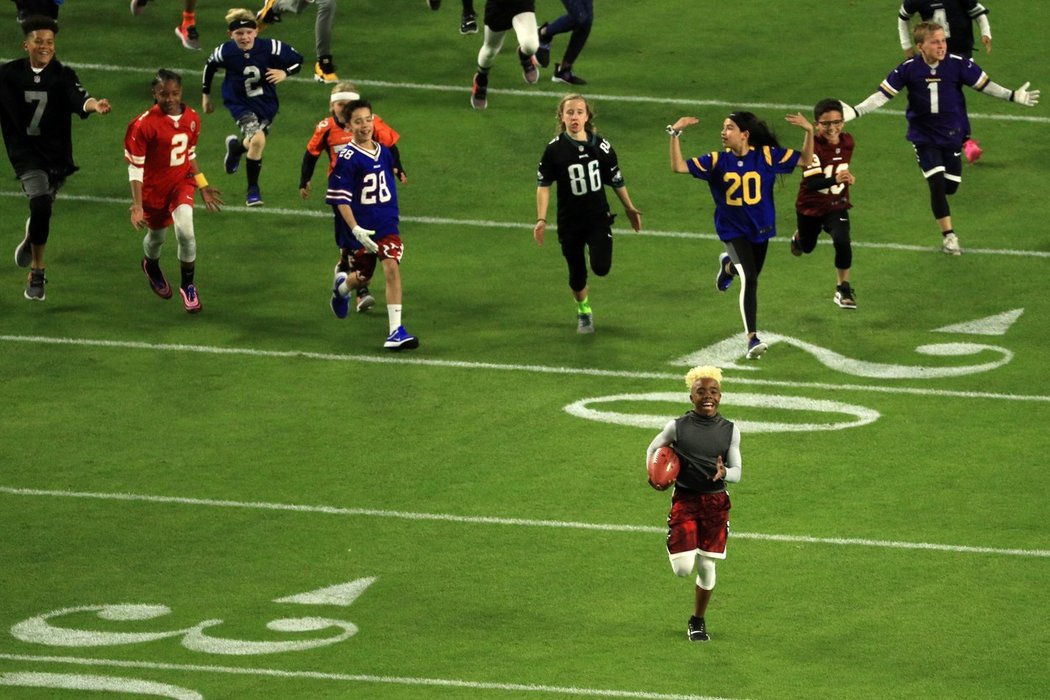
[1, 2, 1049, 698]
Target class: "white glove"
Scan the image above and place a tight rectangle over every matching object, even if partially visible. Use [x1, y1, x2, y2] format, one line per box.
[838, 101, 859, 122]
[351, 225, 379, 253]
[1012, 81, 1040, 107]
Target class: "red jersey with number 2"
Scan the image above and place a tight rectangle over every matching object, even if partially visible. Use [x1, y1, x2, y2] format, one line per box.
[124, 104, 201, 210]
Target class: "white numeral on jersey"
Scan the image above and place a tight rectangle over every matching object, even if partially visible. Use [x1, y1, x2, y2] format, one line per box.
[817, 163, 849, 195]
[567, 159, 602, 196]
[243, 66, 264, 98]
[929, 81, 940, 114]
[169, 133, 189, 167]
[931, 8, 950, 38]
[24, 90, 48, 136]
[360, 171, 392, 205]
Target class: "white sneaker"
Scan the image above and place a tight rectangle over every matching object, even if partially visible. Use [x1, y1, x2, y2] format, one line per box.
[942, 233, 962, 256]
[577, 313, 594, 334]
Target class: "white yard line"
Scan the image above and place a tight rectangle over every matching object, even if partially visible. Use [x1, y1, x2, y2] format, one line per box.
[0, 653, 740, 700]
[2, 191, 1049, 258]
[1, 486, 1046, 559]
[2, 333, 1048, 403]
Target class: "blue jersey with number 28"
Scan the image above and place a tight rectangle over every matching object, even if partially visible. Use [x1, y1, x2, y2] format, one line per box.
[326, 141, 400, 250]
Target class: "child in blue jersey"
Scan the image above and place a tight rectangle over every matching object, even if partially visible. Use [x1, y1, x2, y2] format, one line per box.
[669, 111, 814, 360]
[201, 8, 303, 207]
[326, 99, 419, 351]
[842, 21, 1038, 256]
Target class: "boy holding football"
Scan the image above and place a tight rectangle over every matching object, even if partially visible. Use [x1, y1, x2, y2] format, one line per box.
[646, 365, 742, 642]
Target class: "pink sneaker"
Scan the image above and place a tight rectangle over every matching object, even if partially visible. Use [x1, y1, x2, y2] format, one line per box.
[963, 138, 983, 164]
[180, 284, 202, 313]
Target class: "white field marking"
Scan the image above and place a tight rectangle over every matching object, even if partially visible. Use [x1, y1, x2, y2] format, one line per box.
[0, 671, 202, 699]
[933, 309, 1024, 336]
[273, 578, 377, 607]
[564, 392, 881, 433]
[2, 190, 1049, 258]
[0, 653, 739, 700]
[1, 486, 1047, 559]
[3, 56, 1048, 126]
[2, 333, 1049, 403]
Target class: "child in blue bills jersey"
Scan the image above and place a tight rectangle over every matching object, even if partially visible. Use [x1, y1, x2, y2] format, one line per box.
[201, 7, 303, 207]
[669, 111, 814, 360]
[326, 99, 419, 351]
[841, 21, 1038, 256]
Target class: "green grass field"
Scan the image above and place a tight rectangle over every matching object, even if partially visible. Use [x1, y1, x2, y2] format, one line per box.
[2, 2, 1049, 698]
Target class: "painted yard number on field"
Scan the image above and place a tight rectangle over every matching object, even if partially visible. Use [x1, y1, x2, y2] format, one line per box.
[0, 578, 375, 697]
[565, 309, 1023, 433]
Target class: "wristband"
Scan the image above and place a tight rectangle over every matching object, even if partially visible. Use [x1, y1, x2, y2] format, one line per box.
[665, 125, 682, 137]
[194, 173, 209, 188]
[537, 218, 546, 223]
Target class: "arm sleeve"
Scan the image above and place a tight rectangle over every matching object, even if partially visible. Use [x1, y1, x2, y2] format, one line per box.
[854, 91, 891, 117]
[976, 13, 991, 39]
[897, 11, 913, 50]
[201, 57, 220, 95]
[645, 420, 677, 465]
[389, 144, 406, 177]
[979, 79, 1012, 101]
[723, 424, 742, 483]
[299, 150, 319, 189]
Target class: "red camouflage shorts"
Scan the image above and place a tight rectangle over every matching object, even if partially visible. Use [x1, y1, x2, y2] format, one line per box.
[665, 490, 731, 559]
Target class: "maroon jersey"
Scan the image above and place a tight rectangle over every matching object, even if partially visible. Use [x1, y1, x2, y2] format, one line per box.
[795, 132, 854, 217]
[124, 104, 201, 209]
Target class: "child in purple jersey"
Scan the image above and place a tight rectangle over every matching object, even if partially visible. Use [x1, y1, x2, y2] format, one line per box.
[669, 111, 814, 360]
[897, 0, 992, 162]
[841, 22, 1038, 256]
[325, 99, 419, 352]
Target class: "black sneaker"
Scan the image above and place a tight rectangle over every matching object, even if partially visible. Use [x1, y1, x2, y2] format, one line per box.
[834, 283, 857, 309]
[687, 615, 709, 642]
[790, 232, 803, 257]
[460, 11, 478, 34]
[224, 135, 243, 174]
[427, 0, 441, 9]
[535, 25, 551, 67]
[552, 63, 587, 86]
[24, 268, 45, 301]
[471, 71, 488, 110]
[715, 252, 733, 292]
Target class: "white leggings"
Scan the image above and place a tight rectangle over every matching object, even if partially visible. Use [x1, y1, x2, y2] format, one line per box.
[669, 551, 717, 591]
[477, 12, 539, 68]
[143, 204, 196, 263]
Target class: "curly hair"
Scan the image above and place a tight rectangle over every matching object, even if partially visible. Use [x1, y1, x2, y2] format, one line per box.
[684, 365, 722, 388]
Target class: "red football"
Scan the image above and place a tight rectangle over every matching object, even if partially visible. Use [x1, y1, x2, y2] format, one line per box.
[647, 446, 680, 491]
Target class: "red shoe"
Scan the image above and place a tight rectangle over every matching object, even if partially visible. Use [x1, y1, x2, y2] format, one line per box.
[963, 138, 983, 164]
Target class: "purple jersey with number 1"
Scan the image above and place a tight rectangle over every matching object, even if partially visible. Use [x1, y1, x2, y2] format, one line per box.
[879, 54, 989, 147]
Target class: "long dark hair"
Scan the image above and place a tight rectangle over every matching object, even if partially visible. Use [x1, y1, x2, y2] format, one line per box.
[727, 111, 781, 150]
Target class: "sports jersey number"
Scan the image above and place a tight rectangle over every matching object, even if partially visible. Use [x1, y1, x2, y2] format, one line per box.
[23, 91, 48, 136]
[928, 81, 940, 114]
[930, 8, 950, 38]
[243, 66, 264, 97]
[169, 133, 190, 167]
[567, 159, 602, 196]
[817, 164, 849, 195]
[723, 172, 761, 206]
[360, 171, 392, 205]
